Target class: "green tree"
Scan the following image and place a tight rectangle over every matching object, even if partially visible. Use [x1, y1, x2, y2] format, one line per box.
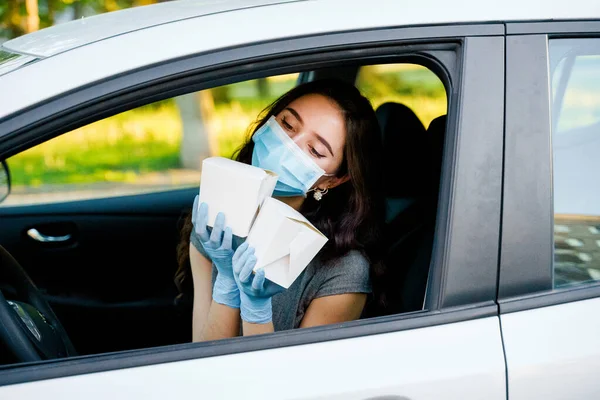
[1, 0, 166, 40]
[1, 0, 26, 38]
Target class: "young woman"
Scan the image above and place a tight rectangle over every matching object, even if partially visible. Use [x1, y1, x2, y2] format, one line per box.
[175, 78, 385, 341]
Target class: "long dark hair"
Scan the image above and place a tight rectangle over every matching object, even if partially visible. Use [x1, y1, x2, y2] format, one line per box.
[175, 79, 385, 301]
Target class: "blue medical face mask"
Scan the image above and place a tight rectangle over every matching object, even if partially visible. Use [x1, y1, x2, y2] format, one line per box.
[251, 116, 334, 197]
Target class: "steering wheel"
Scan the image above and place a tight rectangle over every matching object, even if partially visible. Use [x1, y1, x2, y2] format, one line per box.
[0, 245, 76, 362]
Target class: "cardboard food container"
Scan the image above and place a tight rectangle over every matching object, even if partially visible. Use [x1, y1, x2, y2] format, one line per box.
[246, 197, 328, 288]
[198, 157, 278, 237]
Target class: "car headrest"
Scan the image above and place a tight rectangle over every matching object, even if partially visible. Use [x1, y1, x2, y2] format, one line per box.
[426, 114, 447, 196]
[428, 114, 446, 136]
[375, 102, 427, 198]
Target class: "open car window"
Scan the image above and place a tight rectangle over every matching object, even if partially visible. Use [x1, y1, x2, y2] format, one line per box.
[0, 60, 449, 363]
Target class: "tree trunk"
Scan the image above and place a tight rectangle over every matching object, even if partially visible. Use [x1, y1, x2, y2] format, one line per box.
[6, 0, 25, 39]
[176, 91, 216, 170]
[25, 0, 39, 33]
[72, 1, 83, 19]
[256, 77, 269, 98]
[47, 0, 56, 26]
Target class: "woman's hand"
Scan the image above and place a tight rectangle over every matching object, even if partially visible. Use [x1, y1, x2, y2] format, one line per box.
[192, 195, 239, 308]
[232, 242, 285, 324]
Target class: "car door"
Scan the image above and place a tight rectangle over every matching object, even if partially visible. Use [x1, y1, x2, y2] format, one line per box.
[0, 15, 506, 400]
[0, 186, 194, 355]
[499, 23, 600, 399]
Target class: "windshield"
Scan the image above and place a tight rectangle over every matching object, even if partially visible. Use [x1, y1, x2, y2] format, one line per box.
[0, 48, 36, 77]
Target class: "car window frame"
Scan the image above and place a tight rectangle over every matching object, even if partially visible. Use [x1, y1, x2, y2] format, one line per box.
[0, 24, 505, 386]
[499, 21, 600, 314]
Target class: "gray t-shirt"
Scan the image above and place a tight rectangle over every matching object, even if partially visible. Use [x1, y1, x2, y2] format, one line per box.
[190, 229, 371, 331]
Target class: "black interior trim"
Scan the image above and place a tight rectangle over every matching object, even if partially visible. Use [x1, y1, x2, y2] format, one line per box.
[499, 282, 600, 313]
[507, 20, 600, 35]
[0, 302, 497, 386]
[499, 34, 554, 298]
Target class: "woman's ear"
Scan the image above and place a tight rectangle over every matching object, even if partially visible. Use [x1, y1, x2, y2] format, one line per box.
[320, 174, 350, 190]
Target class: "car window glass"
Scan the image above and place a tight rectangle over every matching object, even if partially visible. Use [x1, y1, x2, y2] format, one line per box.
[551, 57, 567, 100]
[0, 74, 299, 207]
[550, 38, 600, 288]
[554, 55, 600, 133]
[0, 48, 36, 76]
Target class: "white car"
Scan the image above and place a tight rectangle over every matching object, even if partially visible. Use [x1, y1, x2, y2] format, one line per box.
[1, 0, 600, 398]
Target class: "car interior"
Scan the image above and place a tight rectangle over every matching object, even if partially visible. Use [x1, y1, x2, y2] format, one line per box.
[0, 60, 448, 366]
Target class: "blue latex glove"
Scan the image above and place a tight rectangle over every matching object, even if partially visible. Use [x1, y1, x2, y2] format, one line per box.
[192, 195, 239, 308]
[232, 242, 285, 324]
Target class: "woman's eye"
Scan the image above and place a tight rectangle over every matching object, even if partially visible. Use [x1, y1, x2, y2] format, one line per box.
[282, 117, 293, 131]
[309, 146, 324, 158]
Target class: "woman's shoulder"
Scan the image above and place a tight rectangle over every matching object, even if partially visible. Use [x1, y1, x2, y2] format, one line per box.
[324, 249, 369, 267]
[310, 249, 371, 297]
[316, 249, 370, 281]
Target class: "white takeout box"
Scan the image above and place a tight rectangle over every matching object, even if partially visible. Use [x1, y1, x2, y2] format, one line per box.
[246, 197, 328, 288]
[198, 157, 278, 237]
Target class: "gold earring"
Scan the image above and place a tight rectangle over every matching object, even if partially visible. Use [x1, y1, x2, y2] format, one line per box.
[313, 187, 329, 201]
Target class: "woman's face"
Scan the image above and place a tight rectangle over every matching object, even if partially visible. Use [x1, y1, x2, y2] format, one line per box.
[274, 93, 347, 189]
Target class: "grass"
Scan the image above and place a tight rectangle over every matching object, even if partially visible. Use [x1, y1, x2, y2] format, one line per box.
[10, 105, 183, 186]
[8, 69, 448, 188]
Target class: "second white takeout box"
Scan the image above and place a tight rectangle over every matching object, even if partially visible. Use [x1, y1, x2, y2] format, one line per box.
[198, 157, 278, 237]
[246, 197, 328, 289]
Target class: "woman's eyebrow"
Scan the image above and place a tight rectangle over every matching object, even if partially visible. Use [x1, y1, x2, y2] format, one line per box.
[285, 107, 303, 124]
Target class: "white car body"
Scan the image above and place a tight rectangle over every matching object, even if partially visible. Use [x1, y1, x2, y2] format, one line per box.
[1, 1, 600, 399]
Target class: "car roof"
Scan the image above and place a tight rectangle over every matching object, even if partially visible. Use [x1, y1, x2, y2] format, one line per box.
[1, 0, 599, 121]
[3, 0, 600, 58]
[2, 0, 303, 58]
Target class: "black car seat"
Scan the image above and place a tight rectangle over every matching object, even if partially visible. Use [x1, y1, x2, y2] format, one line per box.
[374, 102, 427, 223]
[397, 114, 446, 313]
[364, 109, 447, 318]
[362, 102, 428, 317]
[426, 115, 446, 193]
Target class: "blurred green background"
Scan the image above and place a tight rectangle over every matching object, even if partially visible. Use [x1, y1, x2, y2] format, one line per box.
[1, 1, 447, 198]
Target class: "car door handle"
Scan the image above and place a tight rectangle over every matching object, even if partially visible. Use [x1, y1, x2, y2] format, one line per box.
[27, 228, 72, 243]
